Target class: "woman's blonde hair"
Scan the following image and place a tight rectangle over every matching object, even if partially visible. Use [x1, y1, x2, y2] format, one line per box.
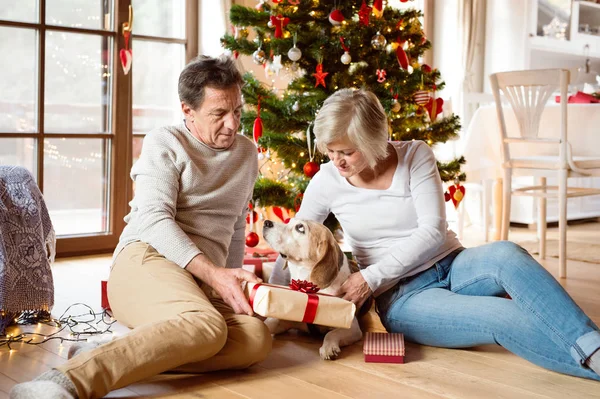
[313, 89, 389, 169]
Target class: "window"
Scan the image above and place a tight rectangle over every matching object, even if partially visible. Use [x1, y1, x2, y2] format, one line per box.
[0, 0, 197, 256]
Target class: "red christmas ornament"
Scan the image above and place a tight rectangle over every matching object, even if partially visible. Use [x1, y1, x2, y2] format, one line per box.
[329, 9, 344, 25]
[421, 64, 432, 73]
[303, 161, 320, 178]
[245, 231, 260, 247]
[270, 14, 290, 39]
[376, 69, 387, 83]
[396, 43, 409, 70]
[448, 183, 466, 209]
[425, 97, 444, 121]
[444, 191, 451, 202]
[358, 1, 372, 26]
[373, 0, 383, 18]
[413, 90, 430, 106]
[253, 98, 263, 145]
[246, 210, 258, 224]
[312, 63, 329, 88]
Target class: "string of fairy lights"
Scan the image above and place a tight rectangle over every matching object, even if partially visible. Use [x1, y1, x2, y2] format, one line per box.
[1, 304, 116, 353]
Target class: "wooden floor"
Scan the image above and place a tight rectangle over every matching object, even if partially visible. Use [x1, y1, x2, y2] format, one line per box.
[2, 222, 600, 398]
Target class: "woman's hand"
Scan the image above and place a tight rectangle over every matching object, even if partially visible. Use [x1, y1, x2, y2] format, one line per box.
[336, 272, 373, 308]
[187, 254, 261, 316]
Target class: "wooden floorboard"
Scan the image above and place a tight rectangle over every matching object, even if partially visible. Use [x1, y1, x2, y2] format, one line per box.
[2, 222, 600, 397]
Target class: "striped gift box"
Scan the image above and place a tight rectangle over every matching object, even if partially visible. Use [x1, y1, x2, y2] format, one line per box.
[413, 90, 430, 106]
[363, 332, 405, 363]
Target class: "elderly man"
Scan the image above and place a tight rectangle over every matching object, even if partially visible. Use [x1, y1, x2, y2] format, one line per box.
[11, 55, 271, 399]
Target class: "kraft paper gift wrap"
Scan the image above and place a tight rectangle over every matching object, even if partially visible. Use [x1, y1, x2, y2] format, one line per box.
[244, 282, 356, 329]
[242, 260, 274, 282]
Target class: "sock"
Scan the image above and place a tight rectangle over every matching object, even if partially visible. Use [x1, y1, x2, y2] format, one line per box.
[9, 370, 77, 399]
[586, 349, 600, 377]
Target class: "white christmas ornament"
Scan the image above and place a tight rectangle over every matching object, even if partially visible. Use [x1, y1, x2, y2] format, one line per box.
[271, 54, 283, 75]
[288, 45, 302, 62]
[252, 48, 266, 64]
[292, 100, 300, 112]
[341, 51, 351, 65]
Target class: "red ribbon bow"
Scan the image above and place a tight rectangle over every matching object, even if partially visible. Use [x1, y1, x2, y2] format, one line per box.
[289, 279, 320, 294]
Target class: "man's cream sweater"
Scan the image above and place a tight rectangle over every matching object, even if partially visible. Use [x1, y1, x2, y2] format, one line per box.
[114, 124, 258, 270]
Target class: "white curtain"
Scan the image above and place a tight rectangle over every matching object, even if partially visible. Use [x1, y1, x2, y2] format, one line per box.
[457, 0, 486, 126]
[199, 0, 232, 57]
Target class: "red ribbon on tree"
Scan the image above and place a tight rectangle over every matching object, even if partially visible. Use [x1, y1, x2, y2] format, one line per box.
[270, 14, 290, 39]
[253, 97, 263, 150]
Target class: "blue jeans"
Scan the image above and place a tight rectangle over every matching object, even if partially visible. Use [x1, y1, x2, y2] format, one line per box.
[376, 241, 600, 381]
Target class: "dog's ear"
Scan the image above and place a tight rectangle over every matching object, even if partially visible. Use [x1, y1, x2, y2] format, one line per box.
[309, 228, 340, 289]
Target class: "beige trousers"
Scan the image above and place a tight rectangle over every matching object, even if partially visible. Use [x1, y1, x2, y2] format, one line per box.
[56, 241, 272, 399]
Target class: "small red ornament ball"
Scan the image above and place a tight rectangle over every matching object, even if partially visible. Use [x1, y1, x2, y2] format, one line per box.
[303, 161, 320, 178]
[421, 64, 432, 73]
[246, 210, 258, 224]
[245, 232, 259, 247]
[444, 191, 451, 202]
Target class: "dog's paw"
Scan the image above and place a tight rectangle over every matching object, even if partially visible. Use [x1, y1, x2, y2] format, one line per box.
[319, 342, 341, 360]
[264, 317, 280, 335]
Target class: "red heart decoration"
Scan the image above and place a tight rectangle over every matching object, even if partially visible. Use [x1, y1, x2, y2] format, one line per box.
[120, 48, 132, 75]
[448, 184, 466, 209]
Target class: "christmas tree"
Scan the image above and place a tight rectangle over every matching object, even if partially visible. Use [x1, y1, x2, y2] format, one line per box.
[221, 0, 464, 232]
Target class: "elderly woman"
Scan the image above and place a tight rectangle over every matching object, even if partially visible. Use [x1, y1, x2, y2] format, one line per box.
[11, 55, 271, 399]
[271, 88, 600, 381]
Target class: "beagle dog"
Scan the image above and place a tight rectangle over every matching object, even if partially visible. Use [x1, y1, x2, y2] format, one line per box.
[262, 218, 363, 360]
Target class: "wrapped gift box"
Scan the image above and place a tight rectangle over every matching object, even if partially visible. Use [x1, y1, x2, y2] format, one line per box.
[244, 282, 356, 329]
[242, 259, 275, 282]
[363, 332, 405, 363]
[101, 280, 110, 310]
[245, 247, 279, 262]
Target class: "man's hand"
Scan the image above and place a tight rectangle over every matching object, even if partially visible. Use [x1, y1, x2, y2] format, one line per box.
[335, 272, 373, 309]
[186, 254, 261, 316]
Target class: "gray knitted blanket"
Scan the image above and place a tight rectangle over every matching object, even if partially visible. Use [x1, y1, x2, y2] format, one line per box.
[0, 166, 55, 333]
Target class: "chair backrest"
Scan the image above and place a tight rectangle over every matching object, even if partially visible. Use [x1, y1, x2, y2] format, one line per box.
[489, 69, 569, 166]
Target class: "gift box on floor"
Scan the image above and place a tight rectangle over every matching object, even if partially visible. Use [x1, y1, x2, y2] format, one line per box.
[242, 259, 275, 282]
[245, 247, 279, 262]
[363, 332, 405, 363]
[101, 280, 111, 310]
[244, 281, 356, 329]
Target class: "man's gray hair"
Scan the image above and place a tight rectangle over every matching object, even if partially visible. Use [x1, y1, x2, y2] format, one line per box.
[178, 55, 243, 110]
[313, 89, 389, 169]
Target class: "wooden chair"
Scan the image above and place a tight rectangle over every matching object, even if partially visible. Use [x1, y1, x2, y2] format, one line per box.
[489, 69, 600, 278]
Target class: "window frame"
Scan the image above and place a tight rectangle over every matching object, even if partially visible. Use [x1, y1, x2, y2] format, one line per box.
[0, 0, 198, 257]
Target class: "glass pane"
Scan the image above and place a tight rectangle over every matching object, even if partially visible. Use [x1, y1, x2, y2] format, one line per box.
[45, 31, 112, 133]
[0, 0, 38, 23]
[46, 0, 113, 31]
[0, 27, 38, 133]
[0, 138, 37, 177]
[132, 0, 185, 39]
[44, 138, 109, 236]
[132, 41, 183, 134]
